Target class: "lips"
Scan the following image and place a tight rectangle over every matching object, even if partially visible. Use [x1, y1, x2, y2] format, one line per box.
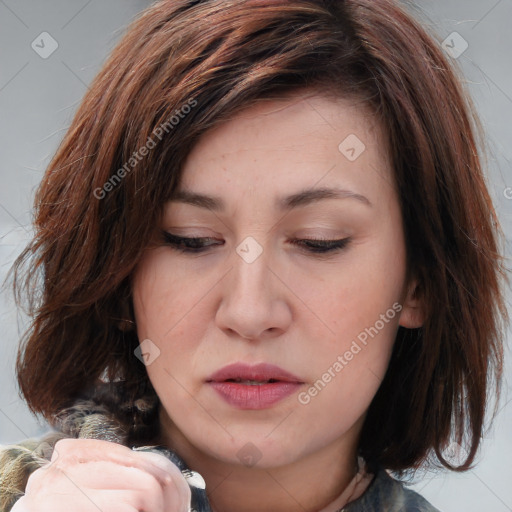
[206, 362, 303, 384]
[206, 363, 304, 410]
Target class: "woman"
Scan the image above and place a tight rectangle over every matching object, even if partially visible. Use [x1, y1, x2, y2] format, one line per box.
[1, 0, 508, 511]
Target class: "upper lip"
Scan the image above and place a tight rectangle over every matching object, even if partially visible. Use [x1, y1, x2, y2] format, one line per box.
[206, 363, 303, 383]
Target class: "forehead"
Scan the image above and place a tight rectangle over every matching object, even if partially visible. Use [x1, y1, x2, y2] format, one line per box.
[172, 91, 394, 211]
[184, 92, 381, 162]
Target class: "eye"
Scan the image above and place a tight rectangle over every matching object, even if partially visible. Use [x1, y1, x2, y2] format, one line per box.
[162, 232, 223, 253]
[289, 237, 351, 254]
[163, 231, 351, 255]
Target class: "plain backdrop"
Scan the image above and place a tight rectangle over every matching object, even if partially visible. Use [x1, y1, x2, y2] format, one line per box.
[0, 1, 511, 511]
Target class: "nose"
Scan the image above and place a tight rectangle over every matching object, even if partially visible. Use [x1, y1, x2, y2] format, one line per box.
[215, 239, 292, 342]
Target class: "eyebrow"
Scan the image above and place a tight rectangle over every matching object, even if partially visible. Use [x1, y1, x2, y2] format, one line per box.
[169, 186, 372, 212]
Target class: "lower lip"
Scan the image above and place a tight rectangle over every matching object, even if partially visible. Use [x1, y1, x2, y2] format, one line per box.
[208, 381, 302, 409]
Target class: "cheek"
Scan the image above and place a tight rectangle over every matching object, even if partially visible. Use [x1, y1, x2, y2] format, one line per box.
[132, 250, 202, 339]
[291, 230, 406, 413]
[290, 234, 406, 341]
[296, 312, 399, 437]
[132, 252, 220, 385]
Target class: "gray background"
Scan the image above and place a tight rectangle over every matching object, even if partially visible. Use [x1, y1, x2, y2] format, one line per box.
[0, 1, 511, 511]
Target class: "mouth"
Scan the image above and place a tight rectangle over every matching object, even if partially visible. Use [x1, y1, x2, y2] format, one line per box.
[222, 378, 281, 385]
[206, 362, 304, 385]
[206, 363, 304, 410]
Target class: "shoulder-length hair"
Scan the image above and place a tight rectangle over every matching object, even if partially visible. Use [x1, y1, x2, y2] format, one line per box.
[10, 0, 509, 473]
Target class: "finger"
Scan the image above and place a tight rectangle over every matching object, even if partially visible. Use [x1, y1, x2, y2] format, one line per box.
[24, 463, 180, 512]
[52, 439, 174, 487]
[134, 450, 188, 484]
[89, 488, 166, 512]
[134, 452, 191, 511]
[162, 477, 192, 512]
[54, 460, 166, 495]
[19, 490, 162, 512]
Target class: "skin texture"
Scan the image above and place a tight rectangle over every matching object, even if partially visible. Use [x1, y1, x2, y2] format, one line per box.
[131, 91, 424, 512]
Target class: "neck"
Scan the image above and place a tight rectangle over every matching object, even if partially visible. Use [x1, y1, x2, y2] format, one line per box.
[157, 410, 364, 512]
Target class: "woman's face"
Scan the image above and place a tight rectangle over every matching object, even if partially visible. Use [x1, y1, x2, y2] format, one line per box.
[132, 91, 422, 468]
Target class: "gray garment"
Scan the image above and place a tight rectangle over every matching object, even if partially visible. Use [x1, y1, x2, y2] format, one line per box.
[342, 468, 441, 512]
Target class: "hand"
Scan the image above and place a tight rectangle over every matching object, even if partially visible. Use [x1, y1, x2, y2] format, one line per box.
[11, 438, 191, 512]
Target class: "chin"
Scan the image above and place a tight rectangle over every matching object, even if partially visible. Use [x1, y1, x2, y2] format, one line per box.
[188, 426, 313, 469]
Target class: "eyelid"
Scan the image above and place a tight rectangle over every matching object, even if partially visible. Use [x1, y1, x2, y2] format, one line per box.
[163, 232, 222, 246]
[162, 230, 351, 255]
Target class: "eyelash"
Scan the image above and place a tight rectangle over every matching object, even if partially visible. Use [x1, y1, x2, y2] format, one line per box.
[162, 232, 351, 254]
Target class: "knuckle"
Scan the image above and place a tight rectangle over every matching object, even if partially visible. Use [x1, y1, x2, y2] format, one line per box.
[52, 439, 80, 463]
[130, 468, 165, 509]
[52, 452, 77, 470]
[132, 467, 163, 494]
[163, 475, 192, 506]
[136, 451, 183, 478]
[51, 439, 92, 469]
[53, 438, 74, 452]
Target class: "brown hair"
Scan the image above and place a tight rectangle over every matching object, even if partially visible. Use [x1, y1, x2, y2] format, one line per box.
[9, 0, 509, 473]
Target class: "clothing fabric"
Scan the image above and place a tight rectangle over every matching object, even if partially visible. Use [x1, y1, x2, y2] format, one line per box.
[0, 389, 441, 512]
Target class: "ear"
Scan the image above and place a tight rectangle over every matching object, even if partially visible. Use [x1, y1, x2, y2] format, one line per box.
[398, 278, 425, 329]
